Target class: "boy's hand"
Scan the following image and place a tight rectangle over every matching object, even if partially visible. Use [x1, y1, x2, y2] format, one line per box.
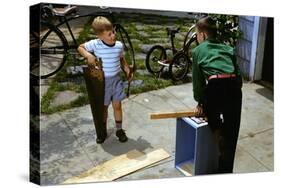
[77, 44, 98, 68]
[87, 55, 101, 70]
[127, 66, 134, 82]
[87, 55, 97, 66]
[193, 104, 204, 117]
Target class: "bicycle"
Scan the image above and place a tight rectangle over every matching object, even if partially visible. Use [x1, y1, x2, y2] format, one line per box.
[145, 13, 240, 82]
[145, 24, 198, 81]
[30, 4, 135, 79]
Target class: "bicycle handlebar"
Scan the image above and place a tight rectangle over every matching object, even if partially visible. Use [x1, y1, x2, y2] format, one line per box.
[166, 27, 180, 37]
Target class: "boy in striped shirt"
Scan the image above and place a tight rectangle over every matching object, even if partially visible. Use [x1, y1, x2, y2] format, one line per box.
[78, 16, 133, 144]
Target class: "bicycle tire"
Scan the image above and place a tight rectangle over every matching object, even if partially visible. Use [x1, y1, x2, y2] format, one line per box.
[114, 24, 135, 69]
[30, 30, 40, 79]
[183, 24, 196, 49]
[31, 21, 69, 79]
[145, 45, 167, 75]
[169, 52, 190, 81]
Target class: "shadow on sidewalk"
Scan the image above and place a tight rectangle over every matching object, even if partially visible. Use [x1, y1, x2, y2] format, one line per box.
[100, 135, 154, 156]
[256, 87, 273, 102]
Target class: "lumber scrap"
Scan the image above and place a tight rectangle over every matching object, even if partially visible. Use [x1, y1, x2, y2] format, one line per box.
[63, 148, 170, 184]
[150, 111, 196, 119]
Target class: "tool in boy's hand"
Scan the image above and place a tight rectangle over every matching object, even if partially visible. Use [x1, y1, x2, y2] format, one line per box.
[82, 56, 105, 142]
[88, 58, 101, 69]
[126, 65, 136, 98]
[88, 62, 100, 70]
[87, 57, 104, 81]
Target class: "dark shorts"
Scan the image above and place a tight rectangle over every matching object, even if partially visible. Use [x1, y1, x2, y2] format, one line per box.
[104, 74, 126, 106]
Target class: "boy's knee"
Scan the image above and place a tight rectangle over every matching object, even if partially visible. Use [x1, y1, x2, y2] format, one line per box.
[113, 102, 122, 111]
[114, 105, 121, 111]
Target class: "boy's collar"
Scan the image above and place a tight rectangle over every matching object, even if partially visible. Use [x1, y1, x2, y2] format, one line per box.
[101, 39, 116, 47]
[201, 37, 218, 44]
[205, 37, 217, 42]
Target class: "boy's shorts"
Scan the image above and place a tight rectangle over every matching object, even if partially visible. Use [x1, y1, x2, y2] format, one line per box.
[104, 74, 126, 106]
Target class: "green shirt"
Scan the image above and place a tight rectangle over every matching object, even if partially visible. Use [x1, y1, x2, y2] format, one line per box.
[191, 38, 239, 103]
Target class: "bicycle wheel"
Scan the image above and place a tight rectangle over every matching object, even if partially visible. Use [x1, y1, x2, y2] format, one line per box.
[183, 24, 196, 49]
[30, 31, 40, 79]
[169, 52, 190, 81]
[145, 45, 167, 75]
[114, 24, 135, 69]
[31, 21, 68, 79]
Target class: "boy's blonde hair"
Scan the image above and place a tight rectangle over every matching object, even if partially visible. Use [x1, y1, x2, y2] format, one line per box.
[92, 16, 113, 35]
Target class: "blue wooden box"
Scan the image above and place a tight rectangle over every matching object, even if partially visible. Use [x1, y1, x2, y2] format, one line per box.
[175, 117, 219, 175]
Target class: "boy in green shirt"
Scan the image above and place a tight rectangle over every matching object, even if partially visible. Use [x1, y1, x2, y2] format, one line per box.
[192, 16, 242, 173]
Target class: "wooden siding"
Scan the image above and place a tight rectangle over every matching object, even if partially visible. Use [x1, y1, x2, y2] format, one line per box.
[237, 16, 256, 79]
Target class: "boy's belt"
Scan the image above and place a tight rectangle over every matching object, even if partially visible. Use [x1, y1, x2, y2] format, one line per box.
[208, 74, 236, 80]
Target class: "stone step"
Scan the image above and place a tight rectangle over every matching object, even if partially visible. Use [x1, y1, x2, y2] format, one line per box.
[135, 53, 146, 60]
[123, 79, 144, 88]
[50, 90, 83, 108]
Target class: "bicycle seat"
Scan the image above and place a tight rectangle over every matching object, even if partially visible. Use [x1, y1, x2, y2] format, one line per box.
[166, 27, 180, 36]
[52, 6, 78, 16]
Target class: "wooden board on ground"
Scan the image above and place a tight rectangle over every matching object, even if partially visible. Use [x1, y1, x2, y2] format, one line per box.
[150, 111, 197, 119]
[63, 148, 170, 184]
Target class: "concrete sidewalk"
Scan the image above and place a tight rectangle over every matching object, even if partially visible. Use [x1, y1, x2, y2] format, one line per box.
[39, 82, 274, 185]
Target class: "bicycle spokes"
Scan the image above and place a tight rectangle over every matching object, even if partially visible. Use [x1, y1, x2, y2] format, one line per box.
[146, 45, 167, 75]
[32, 22, 68, 79]
[169, 53, 189, 81]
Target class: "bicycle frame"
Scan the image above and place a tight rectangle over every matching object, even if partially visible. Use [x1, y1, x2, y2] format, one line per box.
[46, 11, 118, 49]
[166, 26, 196, 57]
[169, 32, 177, 55]
[164, 28, 181, 56]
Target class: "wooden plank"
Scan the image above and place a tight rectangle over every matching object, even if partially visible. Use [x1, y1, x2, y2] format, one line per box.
[236, 40, 252, 61]
[239, 17, 255, 41]
[150, 111, 196, 119]
[63, 148, 170, 184]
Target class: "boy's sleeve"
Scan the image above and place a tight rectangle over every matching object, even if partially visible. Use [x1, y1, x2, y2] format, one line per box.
[84, 40, 96, 53]
[192, 48, 206, 104]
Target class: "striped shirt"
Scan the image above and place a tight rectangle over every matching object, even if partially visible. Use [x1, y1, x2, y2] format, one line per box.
[85, 39, 124, 77]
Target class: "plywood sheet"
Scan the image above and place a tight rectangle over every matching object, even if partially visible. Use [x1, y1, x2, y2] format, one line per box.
[63, 148, 170, 184]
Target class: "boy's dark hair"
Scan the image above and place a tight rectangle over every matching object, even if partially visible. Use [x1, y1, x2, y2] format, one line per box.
[196, 16, 217, 38]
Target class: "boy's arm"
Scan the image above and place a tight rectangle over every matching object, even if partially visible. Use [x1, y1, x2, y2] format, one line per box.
[191, 49, 206, 104]
[77, 43, 97, 66]
[192, 49, 206, 117]
[120, 57, 133, 81]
